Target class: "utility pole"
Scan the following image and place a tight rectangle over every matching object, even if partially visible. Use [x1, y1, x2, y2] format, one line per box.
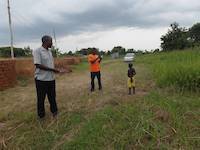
[53, 28, 58, 57]
[53, 28, 57, 49]
[7, 0, 14, 59]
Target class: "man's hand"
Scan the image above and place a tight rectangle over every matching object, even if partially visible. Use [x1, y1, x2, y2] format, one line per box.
[53, 69, 60, 73]
[35, 64, 70, 74]
[57, 68, 71, 74]
[91, 57, 99, 64]
[98, 56, 102, 63]
[59, 68, 68, 73]
[35, 64, 57, 72]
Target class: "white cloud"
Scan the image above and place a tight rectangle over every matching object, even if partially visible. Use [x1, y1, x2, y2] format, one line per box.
[52, 27, 168, 52]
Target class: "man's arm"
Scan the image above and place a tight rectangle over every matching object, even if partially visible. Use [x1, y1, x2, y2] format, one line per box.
[33, 49, 59, 73]
[98, 56, 102, 63]
[90, 57, 100, 64]
[133, 68, 136, 75]
[128, 70, 132, 77]
[35, 64, 60, 73]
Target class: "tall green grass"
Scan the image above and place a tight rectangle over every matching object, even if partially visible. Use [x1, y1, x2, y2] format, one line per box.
[137, 48, 200, 92]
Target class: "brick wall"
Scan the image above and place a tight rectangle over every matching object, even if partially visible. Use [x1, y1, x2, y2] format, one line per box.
[0, 57, 81, 90]
[0, 59, 16, 90]
[15, 57, 81, 77]
[72, 57, 82, 64]
[15, 58, 34, 77]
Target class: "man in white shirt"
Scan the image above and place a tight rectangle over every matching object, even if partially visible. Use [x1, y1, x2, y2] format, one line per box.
[33, 35, 60, 119]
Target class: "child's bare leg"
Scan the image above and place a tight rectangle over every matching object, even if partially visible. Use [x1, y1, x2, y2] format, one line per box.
[129, 88, 131, 95]
[132, 87, 135, 94]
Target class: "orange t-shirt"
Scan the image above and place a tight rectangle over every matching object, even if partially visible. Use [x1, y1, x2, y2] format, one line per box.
[88, 54, 100, 72]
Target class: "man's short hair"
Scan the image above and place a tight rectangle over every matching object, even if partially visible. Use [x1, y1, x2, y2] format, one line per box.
[42, 35, 52, 43]
[129, 63, 133, 68]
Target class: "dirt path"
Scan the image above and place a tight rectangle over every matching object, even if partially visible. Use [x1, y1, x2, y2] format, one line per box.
[0, 59, 154, 121]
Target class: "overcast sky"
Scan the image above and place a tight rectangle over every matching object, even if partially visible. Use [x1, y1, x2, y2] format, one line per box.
[0, 0, 200, 52]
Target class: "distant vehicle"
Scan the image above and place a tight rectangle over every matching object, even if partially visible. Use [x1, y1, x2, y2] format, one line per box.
[124, 53, 135, 62]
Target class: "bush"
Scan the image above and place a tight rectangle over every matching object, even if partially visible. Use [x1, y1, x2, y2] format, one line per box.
[152, 48, 200, 92]
[0, 47, 32, 58]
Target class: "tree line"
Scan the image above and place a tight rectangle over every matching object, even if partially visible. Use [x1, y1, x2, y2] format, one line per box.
[0, 46, 32, 58]
[0, 45, 147, 58]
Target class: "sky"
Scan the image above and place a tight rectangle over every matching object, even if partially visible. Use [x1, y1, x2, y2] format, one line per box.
[0, 0, 200, 52]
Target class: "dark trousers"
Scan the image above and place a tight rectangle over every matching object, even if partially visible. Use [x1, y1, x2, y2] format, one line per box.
[35, 79, 58, 118]
[91, 71, 102, 91]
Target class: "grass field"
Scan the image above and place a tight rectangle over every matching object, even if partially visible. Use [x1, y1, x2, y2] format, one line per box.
[137, 48, 200, 92]
[0, 50, 199, 149]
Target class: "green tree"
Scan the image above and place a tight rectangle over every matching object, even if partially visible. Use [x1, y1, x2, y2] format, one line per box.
[189, 23, 200, 44]
[111, 46, 126, 55]
[76, 47, 99, 55]
[106, 50, 111, 55]
[67, 51, 73, 56]
[126, 49, 136, 53]
[99, 51, 105, 56]
[24, 46, 32, 56]
[153, 48, 160, 53]
[76, 48, 88, 55]
[51, 46, 61, 57]
[161, 22, 190, 51]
